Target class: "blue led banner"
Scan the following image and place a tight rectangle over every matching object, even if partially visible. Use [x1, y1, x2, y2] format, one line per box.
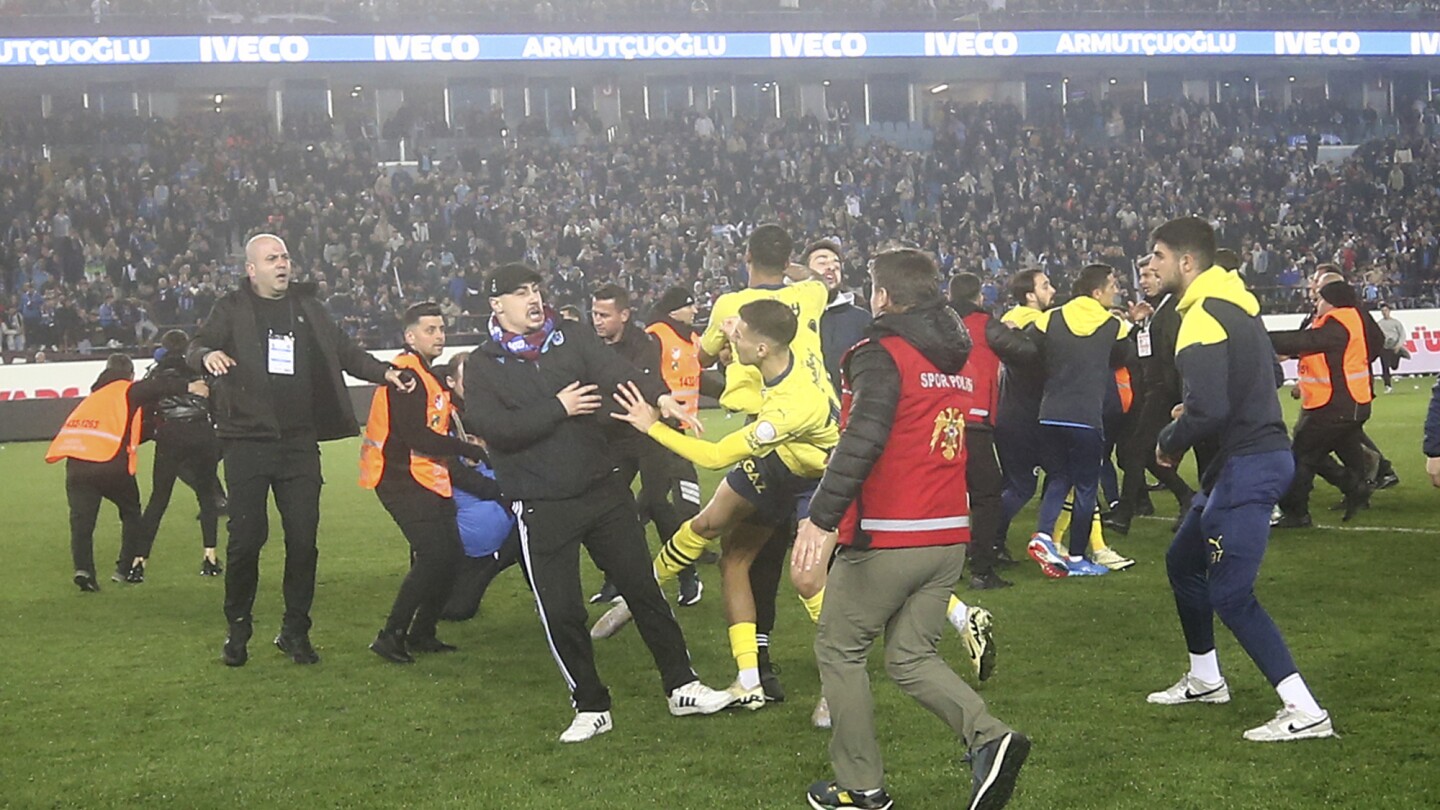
[1, 30, 1439, 67]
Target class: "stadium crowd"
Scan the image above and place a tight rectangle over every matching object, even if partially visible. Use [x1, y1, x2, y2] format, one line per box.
[4, 93, 1440, 361]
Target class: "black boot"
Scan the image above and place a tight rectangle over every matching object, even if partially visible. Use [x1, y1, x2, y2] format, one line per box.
[1102, 504, 1132, 535]
[369, 628, 414, 663]
[222, 619, 252, 667]
[757, 647, 785, 703]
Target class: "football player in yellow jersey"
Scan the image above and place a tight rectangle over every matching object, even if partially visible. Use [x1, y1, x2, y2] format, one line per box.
[599, 299, 839, 710]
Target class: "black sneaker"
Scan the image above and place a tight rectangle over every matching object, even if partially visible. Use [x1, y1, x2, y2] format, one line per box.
[968, 571, 1014, 591]
[1101, 506, 1132, 535]
[1271, 511, 1313, 530]
[758, 648, 786, 703]
[994, 547, 1020, 569]
[677, 569, 703, 607]
[222, 621, 252, 667]
[126, 562, 146, 584]
[408, 635, 458, 654]
[73, 571, 100, 592]
[805, 780, 894, 810]
[968, 732, 1031, 810]
[200, 558, 223, 577]
[369, 628, 414, 663]
[1341, 484, 1373, 523]
[111, 565, 132, 584]
[1375, 470, 1400, 490]
[588, 580, 620, 605]
[275, 632, 321, 664]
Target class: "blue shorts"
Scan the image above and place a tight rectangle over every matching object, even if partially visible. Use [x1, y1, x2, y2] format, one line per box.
[725, 453, 818, 527]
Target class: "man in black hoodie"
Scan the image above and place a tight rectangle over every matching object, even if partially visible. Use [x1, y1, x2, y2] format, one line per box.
[188, 233, 412, 667]
[47, 353, 200, 591]
[794, 249, 1028, 810]
[137, 329, 227, 578]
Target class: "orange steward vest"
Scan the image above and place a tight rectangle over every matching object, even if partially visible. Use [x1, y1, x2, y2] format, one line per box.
[359, 353, 453, 496]
[646, 320, 701, 422]
[1296, 307, 1373, 411]
[46, 380, 142, 474]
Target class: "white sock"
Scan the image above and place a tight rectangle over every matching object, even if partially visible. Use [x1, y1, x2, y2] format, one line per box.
[948, 600, 970, 627]
[1067, 555, 1085, 562]
[1275, 673, 1324, 716]
[1188, 650, 1222, 684]
[739, 667, 760, 690]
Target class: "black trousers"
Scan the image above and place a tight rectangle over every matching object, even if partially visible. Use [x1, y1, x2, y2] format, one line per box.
[750, 516, 794, 645]
[515, 473, 698, 712]
[1278, 410, 1369, 516]
[1116, 398, 1194, 514]
[1378, 350, 1400, 388]
[139, 432, 225, 557]
[66, 460, 144, 575]
[221, 437, 322, 636]
[615, 442, 702, 551]
[441, 528, 523, 621]
[963, 426, 1005, 577]
[377, 480, 464, 640]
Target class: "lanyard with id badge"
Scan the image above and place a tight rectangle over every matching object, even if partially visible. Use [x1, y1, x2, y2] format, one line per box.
[267, 300, 298, 375]
[1136, 293, 1170, 359]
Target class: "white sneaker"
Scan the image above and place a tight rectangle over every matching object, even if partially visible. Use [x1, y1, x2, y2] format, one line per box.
[559, 710, 612, 743]
[1243, 705, 1334, 742]
[1147, 672, 1231, 705]
[954, 606, 996, 682]
[1091, 547, 1136, 571]
[667, 680, 736, 716]
[811, 696, 831, 729]
[590, 598, 633, 639]
[726, 680, 766, 711]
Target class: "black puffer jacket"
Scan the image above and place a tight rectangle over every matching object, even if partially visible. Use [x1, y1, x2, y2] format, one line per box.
[808, 302, 972, 532]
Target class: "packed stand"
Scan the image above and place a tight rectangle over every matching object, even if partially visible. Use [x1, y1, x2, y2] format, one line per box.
[3, 92, 1439, 361]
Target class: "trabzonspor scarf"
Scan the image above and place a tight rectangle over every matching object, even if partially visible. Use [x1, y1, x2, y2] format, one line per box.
[489, 308, 560, 362]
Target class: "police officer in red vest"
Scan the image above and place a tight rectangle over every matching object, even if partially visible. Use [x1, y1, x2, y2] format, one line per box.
[948, 272, 1039, 590]
[360, 302, 488, 662]
[47, 353, 203, 591]
[795, 249, 1029, 810]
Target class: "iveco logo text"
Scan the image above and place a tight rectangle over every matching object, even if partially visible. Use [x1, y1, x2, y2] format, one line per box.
[769, 32, 867, 58]
[200, 35, 309, 62]
[923, 32, 1019, 57]
[1274, 31, 1360, 56]
[1411, 32, 1440, 55]
[373, 35, 481, 61]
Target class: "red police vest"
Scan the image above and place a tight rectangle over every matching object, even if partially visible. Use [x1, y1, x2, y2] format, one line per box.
[837, 335, 971, 550]
[960, 310, 1000, 426]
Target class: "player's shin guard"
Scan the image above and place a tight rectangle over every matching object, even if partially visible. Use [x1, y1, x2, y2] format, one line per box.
[654, 520, 708, 582]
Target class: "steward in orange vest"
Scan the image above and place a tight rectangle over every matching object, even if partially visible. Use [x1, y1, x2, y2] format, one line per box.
[361, 303, 487, 663]
[47, 353, 198, 591]
[1270, 280, 1376, 525]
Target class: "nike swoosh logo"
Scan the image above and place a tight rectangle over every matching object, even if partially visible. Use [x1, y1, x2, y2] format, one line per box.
[1183, 685, 1224, 699]
[1287, 717, 1326, 733]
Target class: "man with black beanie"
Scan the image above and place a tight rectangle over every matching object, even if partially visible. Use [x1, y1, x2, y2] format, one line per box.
[463, 262, 733, 743]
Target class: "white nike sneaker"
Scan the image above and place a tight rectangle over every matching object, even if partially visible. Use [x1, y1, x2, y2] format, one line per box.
[667, 680, 736, 716]
[1091, 547, 1135, 571]
[1243, 705, 1334, 742]
[811, 696, 831, 729]
[559, 710, 612, 743]
[1146, 672, 1231, 705]
[725, 681, 766, 711]
[590, 598, 633, 639]
[954, 606, 996, 682]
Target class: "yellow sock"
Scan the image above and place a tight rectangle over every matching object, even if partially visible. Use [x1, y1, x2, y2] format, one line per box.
[729, 622, 760, 688]
[801, 588, 825, 623]
[1054, 492, 1074, 545]
[1088, 510, 1107, 553]
[654, 520, 708, 582]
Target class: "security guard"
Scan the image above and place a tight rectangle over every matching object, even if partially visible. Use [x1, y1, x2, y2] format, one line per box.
[1270, 279, 1375, 526]
[361, 302, 488, 663]
[48, 353, 201, 591]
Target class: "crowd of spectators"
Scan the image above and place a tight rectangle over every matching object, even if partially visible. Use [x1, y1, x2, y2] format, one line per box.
[4, 0, 1439, 25]
[3, 89, 1439, 362]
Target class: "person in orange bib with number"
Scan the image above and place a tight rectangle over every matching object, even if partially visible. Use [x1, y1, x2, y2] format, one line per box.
[1270, 278, 1376, 526]
[360, 302, 487, 663]
[47, 353, 204, 591]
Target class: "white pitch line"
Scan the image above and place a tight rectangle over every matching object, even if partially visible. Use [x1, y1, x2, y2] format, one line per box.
[1136, 516, 1435, 535]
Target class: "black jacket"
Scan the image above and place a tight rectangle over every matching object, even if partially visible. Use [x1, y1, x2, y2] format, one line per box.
[186, 283, 392, 441]
[70, 370, 187, 475]
[1028, 300, 1134, 431]
[820, 291, 872, 396]
[808, 302, 971, 532]
[462, 319, 668, 501]
[604, 321, 665, 452]
[1136, 292, 1182, 407]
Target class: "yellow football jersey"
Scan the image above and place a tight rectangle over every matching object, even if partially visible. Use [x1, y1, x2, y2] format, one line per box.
[648, 352, 839, 478]
[700, 279, 837, 415]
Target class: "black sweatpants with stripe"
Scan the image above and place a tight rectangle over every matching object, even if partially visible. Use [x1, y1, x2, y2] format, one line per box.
[515, 472, 698, 713]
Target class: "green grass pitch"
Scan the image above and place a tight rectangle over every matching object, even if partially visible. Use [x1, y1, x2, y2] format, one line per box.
[1, 381, 1437, 808]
